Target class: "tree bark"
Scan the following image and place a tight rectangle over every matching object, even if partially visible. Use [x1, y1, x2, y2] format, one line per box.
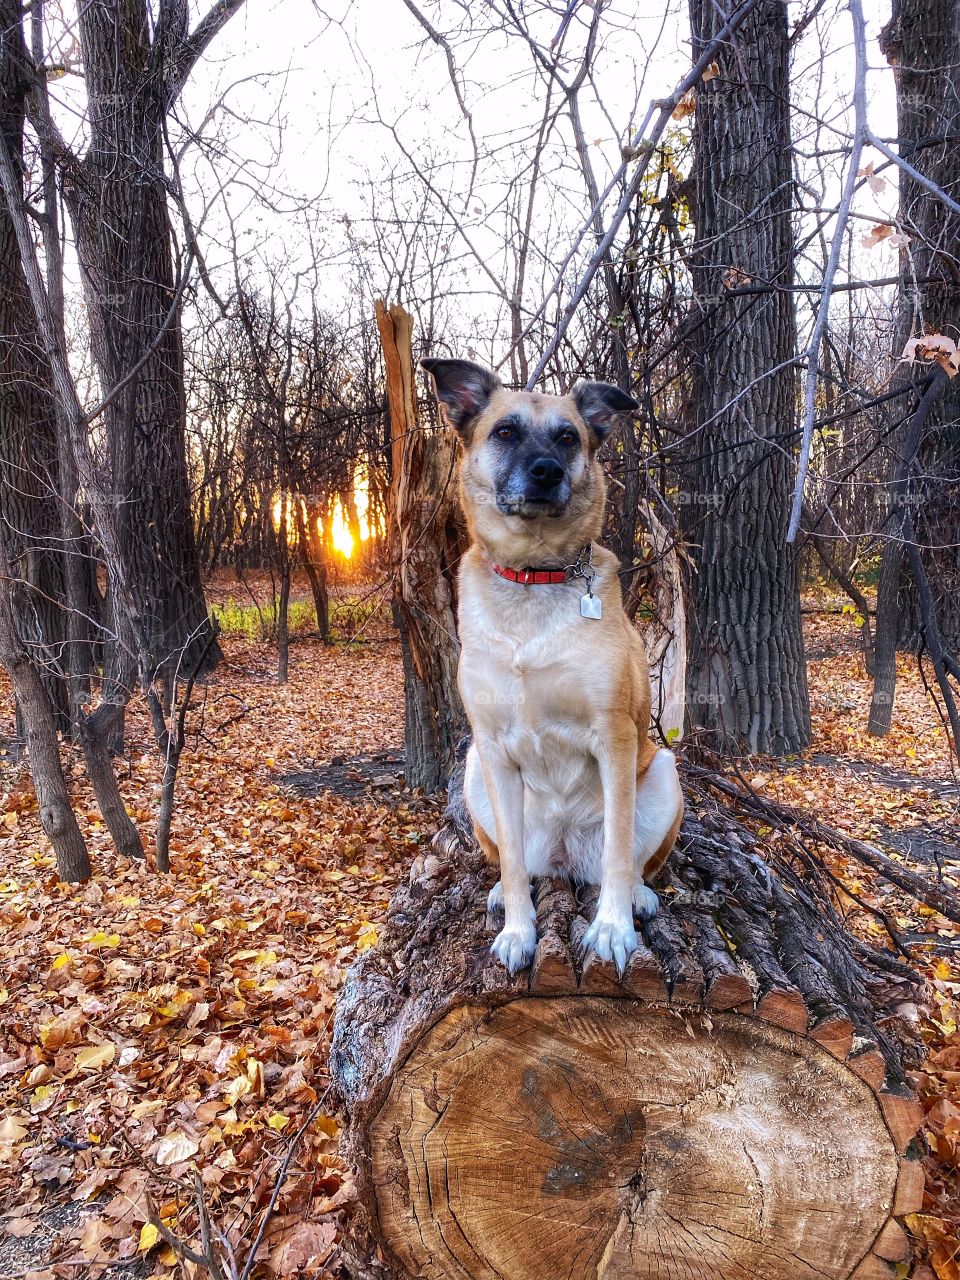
[59, 0, 220, 680]
[331, 772, 923, 1280]
[870, 370, 950, 734]
[299, 503, 330, 644]
[0, 544, 90, 882]
[680, 0, 810, 755]
[879, 0, 960, 655]
[0, 0, 70, 731]
[377, 300, 466, 792]
[277, 548, 291, 685]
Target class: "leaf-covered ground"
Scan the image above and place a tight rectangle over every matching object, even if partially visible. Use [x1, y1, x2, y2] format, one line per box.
[0, 587, 957, 1279]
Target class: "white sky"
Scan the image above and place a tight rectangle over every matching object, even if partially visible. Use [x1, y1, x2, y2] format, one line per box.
[43, 0, 906, 363]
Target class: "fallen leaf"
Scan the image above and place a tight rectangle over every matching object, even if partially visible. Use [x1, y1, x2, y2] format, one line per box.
[138, 1221, 160, 1252]
[74, 1042, 116, 1071]
[154, 1132, 199, 1166]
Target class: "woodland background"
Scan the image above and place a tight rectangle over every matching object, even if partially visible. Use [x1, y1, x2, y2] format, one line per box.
[0, 0, 959, 1277]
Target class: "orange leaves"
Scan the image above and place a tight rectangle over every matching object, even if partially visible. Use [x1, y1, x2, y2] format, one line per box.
[906, 1215, 960, 1280]
[861, 221, 910, 250]
[39, 1008, 86, 1051]
[671, 90, 696, 120]
[903, 333, 960, 379]
[0, 600, 421, 1276]
[268, 1219, 337, 1273]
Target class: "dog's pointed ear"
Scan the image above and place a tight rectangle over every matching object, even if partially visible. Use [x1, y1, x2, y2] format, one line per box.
[421, 358, 500, 439]
[572, 381, 639, 442]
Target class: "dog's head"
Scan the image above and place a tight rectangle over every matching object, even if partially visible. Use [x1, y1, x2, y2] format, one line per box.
[421, 357, 637, 560]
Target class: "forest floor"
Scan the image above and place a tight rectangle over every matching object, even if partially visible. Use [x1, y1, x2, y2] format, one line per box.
[0, 575, 958, 1280]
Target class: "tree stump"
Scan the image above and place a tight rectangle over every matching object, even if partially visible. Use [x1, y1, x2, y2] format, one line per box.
[331, 771, 925, 1279]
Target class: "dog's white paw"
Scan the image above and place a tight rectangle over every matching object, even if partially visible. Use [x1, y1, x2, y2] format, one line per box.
[582, 914, 638, 975]
[491, 919, 537, 974]
[487, 880, 504, 913]
[632, 884, 660, 921]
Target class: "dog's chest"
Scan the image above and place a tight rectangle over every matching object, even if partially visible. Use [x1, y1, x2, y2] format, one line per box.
[460, 602, 599, 769]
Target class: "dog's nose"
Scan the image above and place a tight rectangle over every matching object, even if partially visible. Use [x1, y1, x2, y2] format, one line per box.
[528, 456, 564, 486]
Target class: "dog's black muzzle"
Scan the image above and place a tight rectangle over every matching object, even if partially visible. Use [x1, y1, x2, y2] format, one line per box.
[497, 454, 571, 518]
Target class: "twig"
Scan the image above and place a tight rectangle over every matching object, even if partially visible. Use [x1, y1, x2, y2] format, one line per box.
[519, 0, 767, 385]
[238, 1087, 333, 1280]
[686, 763, 960, 925]
[786, 0, 868, 543]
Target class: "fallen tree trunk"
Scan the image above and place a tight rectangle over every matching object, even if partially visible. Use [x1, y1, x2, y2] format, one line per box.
[331, 770, 925, 1280]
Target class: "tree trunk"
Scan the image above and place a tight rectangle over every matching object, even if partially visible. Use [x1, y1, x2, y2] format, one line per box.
[641, 500, 686, 743]
[331, 773, 923, 1280]
[680, 0, 810, 755]
[62, 0, 220, 680]
[80, 701, 145, 862]
[0, 0, 70, 731]
[299, 503, 330, 643]
[376, 300, 466, 792]
[0, 546, 90, 882]
[277, 553, 291, 685]
[880, 0, 960, 655]
[869, 539, 904, 737]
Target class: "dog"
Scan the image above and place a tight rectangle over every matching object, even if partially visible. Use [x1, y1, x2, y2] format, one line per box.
[421, 357, 684, 975]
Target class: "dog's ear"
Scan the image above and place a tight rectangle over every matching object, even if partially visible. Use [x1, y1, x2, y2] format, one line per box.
[421, 358, 500, 439]
[572, 381, 639, 441]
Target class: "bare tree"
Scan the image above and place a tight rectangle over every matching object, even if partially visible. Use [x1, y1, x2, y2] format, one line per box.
[679, 0, 810, 754]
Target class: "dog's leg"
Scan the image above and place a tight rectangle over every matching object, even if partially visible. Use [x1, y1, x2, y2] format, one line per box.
[474, 733, 536, 973]
[465, 743, 512, 915]
[582, 719, 639, 974]
[632, 748, 684, 919]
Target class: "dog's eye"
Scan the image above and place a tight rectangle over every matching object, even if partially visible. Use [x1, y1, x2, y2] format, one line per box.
[494, 425, 515, 440]
[556, 429, 578, 446]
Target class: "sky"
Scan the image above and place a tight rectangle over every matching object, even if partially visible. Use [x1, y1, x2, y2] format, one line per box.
[41, 0, 907, 365]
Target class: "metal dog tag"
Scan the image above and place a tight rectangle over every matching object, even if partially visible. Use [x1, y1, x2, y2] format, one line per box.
[580, 592, 602, 619]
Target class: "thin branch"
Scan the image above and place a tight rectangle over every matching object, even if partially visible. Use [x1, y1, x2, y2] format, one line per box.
[169, 0, 249, 103]
[867, 131, 960, 220]
[786, 0, 868, 543]
[522, 0, 766, 387]
[400, 0, 479, 206]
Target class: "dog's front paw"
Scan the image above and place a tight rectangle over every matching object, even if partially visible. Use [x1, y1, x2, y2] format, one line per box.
[582, 914, 638, 975]
[632, 884, 660, 921]
[491, 919, 537, 974]
[487, 880, 504, 914]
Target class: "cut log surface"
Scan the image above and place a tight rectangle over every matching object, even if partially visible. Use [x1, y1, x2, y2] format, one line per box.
[331, 773, 926, 1279]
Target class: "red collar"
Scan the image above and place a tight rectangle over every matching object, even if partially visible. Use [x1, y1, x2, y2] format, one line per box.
[490, 563, 570, 585]
[489, 544, 594, 587]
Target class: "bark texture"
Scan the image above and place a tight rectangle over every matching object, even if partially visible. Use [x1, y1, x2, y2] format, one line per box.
[680, 0, 810, 754]
[0, 543, 90, 882]
[0, 0, 70, 729]
[60, 0, 220, 679]
[377, 301, 466, 792]
[331, 768, 924, 1280]
[879, 0, 960, 654]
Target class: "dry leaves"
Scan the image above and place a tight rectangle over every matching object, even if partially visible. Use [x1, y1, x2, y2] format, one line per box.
[0, 582, 437, 1277]
[903, 333, 960, 379]
[1, 578, 958, 1275]
[858, 161, 887, 195]
[672, 89, 696, 120]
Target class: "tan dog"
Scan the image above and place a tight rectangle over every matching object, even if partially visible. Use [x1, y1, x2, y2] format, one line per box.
[422, 358, 684, 974]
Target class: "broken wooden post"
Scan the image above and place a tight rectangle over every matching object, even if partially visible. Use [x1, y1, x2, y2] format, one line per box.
[374, 300, 466, 793]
